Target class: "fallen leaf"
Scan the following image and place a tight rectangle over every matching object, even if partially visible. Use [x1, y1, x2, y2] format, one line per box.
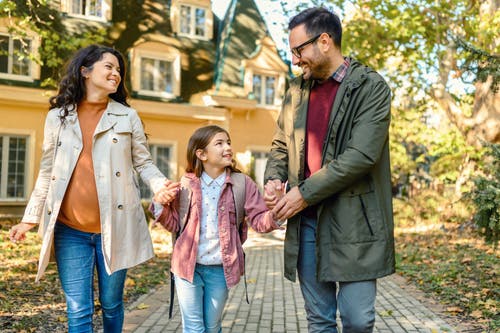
[460, 257, 472, 264]
[470, 310, 483, 318]
[137, 303, 149, 310]
[446, 306, 463, 314]
[125, 277, 136, 287]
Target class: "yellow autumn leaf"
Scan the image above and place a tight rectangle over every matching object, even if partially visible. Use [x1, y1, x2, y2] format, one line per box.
[446, 306, 463, 314]
[137, 303, 150, 310]
[125, 277, 136, 287]
[470, 310, 483, 318]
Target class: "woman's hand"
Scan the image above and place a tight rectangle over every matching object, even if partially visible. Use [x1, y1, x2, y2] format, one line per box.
[153, 180, 180, 205]
[9, 222, 37, 243]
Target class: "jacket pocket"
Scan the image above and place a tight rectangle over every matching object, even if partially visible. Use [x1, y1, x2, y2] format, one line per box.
[324, 189, 383, 244]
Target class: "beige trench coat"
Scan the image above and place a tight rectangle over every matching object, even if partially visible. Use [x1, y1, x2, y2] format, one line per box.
[22, 100, 165, 282]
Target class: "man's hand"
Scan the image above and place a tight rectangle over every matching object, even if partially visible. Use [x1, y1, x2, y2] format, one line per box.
[264, 179, 284, 209]
[272, 186, 308, 221]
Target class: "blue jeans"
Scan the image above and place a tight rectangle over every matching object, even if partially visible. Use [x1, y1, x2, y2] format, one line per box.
[174, 264, 229, 333]
[54, 222, 127, 333]
[297, 216, 377, 333]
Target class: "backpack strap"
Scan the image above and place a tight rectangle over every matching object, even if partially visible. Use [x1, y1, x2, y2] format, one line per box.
[230, 172, 246, 229]
[229, 172, 249, 304]
[177, 176, 192, 238]
[169, 176, 191, 319]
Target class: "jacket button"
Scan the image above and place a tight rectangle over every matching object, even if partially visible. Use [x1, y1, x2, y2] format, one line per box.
[112, 138, 118, 143]
[221, 228, 226, 233]
[47, 210, 52, 215]
[51, 176, 56, 180]
[115, 171, 121, 177]
[117, 204, 123, 210]
[220, 206, 225, 211]
[57, 141, 62, 146]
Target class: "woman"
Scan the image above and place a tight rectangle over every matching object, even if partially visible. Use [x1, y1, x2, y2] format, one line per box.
[9, 44, 177, 332]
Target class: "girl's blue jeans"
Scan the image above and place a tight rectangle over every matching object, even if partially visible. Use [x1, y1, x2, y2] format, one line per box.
[174, 263, 229, 333]
[54, 222, 127, 333]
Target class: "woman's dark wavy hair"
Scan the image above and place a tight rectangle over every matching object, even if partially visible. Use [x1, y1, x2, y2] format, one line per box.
[289, 7, 342, 49]
[186, 125, 241, 177]
[49, 44, 130, 122]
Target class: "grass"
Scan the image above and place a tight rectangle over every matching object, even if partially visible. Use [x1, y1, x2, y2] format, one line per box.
[0, 220, 172, 332]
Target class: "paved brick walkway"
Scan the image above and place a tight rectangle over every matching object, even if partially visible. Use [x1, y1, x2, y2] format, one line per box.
[121, 229, 460, 333]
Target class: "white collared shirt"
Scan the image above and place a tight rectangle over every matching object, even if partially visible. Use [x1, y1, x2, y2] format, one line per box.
[196, 171, 226, 265]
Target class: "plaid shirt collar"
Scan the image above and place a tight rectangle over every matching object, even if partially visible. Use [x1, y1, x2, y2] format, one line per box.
[331, 57, 350, 83]
[311, 57, 350, 87]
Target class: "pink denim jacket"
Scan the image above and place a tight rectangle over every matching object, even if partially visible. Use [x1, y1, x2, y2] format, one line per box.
[154, 171, 279, 288]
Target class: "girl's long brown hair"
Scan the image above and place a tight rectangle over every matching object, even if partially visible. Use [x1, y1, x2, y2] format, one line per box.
[185, 125, 240, 177]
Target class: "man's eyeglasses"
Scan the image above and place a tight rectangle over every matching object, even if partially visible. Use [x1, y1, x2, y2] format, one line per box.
[290, 33, 323, 58]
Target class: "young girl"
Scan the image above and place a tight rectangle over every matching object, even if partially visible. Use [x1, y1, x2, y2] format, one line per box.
[153, 125, 282, 332]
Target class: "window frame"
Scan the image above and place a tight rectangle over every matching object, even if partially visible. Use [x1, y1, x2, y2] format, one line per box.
[132, 47, 181, 99]
[252, 73, 278, 106]
[138, 142, 177, 200]
[0, 133, 32, 201]
[178, 4, 208, 38]
[0, 34, 34, 82]
[171, 0, 213, 41]
[63, 0, 111, 22]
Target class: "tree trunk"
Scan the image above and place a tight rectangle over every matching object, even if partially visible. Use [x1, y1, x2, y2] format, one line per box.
[431, 0, 499, 146]
[469, 0, 500, 144]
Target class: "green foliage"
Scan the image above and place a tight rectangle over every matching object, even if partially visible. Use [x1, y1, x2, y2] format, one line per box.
[454, 36, 500, 93]
[467, 143, 500, 245]
[0, 0, 107, 88]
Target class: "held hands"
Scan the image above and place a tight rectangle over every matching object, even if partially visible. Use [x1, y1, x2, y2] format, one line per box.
[9, 222, 36, 243]
[264, 180, 308, 221]
[264, 179, 284, 209]
[153, 179, 180, 205]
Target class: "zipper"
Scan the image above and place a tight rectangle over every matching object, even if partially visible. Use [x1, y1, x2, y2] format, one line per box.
[359, 196, 374, 236]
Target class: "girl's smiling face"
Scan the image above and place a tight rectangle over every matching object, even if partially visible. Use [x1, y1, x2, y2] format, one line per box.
[197, 131, 233, 176]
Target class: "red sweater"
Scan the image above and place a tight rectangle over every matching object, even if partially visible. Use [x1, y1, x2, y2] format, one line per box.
[305, 79, 340, 178]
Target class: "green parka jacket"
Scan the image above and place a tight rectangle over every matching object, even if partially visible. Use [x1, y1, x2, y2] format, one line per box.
[264, 59, 395, 282]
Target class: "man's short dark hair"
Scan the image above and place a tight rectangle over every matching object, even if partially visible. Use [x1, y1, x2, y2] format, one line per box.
[288, 7, 342, 48]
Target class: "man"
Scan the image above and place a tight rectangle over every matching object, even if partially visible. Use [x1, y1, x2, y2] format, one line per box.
[264, 7, 395, 333]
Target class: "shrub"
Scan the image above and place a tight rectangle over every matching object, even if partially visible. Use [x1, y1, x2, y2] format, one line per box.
[467, 142, 500, 245]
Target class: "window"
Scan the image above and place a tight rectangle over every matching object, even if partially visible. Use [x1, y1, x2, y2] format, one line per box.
[179, 4, 207, 38]
[0, 135, 28, 200]
[249, 151, 269, 190]
[253, 74, 276, 106]
[139, 144, 173, 199]
[132, 45, 181, 99]
[141, 57, 174, 95]
[0, 35, 32, 78]
[69, 0, 103, 18]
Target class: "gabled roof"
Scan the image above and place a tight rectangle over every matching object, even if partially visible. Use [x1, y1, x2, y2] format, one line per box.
[214, 0, 278, 96]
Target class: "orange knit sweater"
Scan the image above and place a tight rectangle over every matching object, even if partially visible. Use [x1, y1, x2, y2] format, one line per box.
[58, 100, 107, 233]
